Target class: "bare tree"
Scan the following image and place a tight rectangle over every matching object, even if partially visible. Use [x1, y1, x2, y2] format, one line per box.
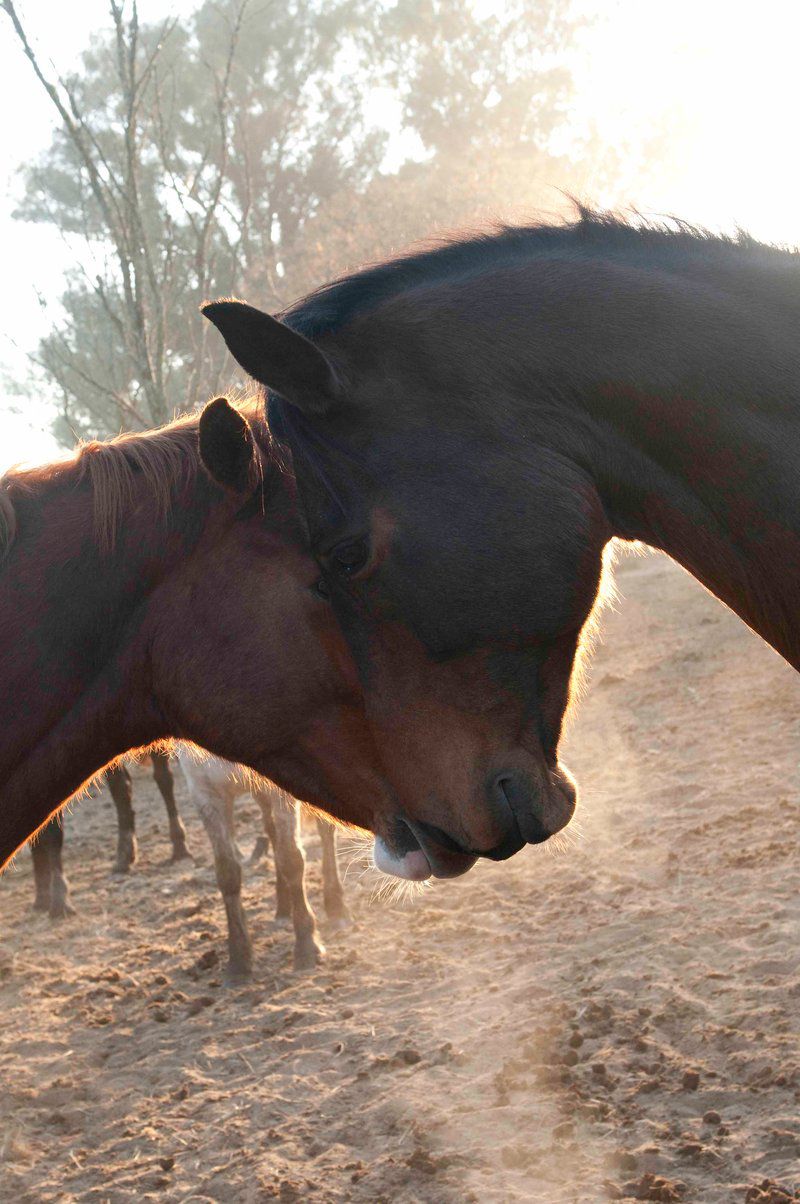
[4, 0, 590, 442]
[3, 0, 383, 438]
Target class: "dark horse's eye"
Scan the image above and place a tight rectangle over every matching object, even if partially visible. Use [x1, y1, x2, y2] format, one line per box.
[313, 577, 330, 600]
[331, 538, 369, 576]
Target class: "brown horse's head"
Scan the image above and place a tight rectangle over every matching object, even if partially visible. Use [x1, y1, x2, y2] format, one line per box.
[203, 275, 611, 880]
[159, 396, 393, 840]
[0, 396, 407, 871]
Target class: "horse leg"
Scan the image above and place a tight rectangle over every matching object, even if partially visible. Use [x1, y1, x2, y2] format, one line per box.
[317, 818, 351, 930]
[192, 783, 253, 986]
[31, 819, 56, 912]
[106, 764, 137, 874]
[151, 750, 190, 862]
[250, 790, 272, 866]
[253, 787, 291, 920]
[249, 832, 269, 866]
[271, 794, 324, 972]
[224, 793, 246, 864]
[44, 813, 73, 919]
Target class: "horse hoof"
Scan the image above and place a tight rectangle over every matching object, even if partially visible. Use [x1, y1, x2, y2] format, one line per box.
[293, 941, 325, 973]
[49, 902, 76, 920]
[111, 863, 132, 876]
[32, 897, 51, 913]
[222, 964, 253, 988]
[326, 915, 352, 934]
[170, 845, 192, 863]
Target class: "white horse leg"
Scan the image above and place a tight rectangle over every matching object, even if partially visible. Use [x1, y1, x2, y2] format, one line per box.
[252, 786, 291, 920]
[317, 817, 350, 930]
[192, 780, 253, 985]
[270, 793, 324, 971]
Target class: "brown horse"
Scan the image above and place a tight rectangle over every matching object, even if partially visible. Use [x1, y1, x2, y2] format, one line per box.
[0, 397, 386, 871]
[203, 209, 800, 881]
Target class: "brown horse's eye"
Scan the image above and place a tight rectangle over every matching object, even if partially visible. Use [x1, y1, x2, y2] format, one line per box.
[313, 577, 330, 600]
[332, 538, 369, 576]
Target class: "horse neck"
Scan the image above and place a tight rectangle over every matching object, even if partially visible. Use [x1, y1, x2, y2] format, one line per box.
[0, 463, 216, 866]
[578, 374, 800, 669]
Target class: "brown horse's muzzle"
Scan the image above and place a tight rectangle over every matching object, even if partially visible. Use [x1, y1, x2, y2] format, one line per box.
[373, 760, 577, 881]
[494, 761, 577, 846]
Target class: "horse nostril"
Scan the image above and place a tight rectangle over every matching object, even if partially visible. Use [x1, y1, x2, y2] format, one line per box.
[490, 770, 549, 845]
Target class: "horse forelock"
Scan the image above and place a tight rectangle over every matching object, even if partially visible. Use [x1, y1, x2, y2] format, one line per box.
[2, 398, 274, 557]
[267, 394, 363, 521]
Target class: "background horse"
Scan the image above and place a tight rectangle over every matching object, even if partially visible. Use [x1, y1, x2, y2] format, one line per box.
[177, 751, 349, 980]
[204, 209, 800, 881]
[29, 750, 349, 982]
[29, 750, 188, 919]
[0, 397, 388, 870]
[106, 751, 189, 873]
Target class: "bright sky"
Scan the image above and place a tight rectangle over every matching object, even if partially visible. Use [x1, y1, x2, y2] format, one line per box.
[1, 0, 799, 470]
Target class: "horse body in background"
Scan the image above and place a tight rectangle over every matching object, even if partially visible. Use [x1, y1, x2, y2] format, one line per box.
[30, 750, 188, 920]
[204, 210, 800, 881]
[29, 749, 349, 982]
[177, 751, 349, 981]
[29, 814, 71, 919]
[0, 398, 387, 871]
[106, 750, 189, 872]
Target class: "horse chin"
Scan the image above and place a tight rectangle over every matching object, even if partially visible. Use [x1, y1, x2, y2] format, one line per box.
[373, 835, 432, 881]
[373, 833, 478, 881]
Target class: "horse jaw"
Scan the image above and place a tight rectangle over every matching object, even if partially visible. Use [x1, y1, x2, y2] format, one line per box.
[373, 836, 431, 881]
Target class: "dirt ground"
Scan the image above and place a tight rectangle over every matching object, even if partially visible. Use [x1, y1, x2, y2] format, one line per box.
[1, 546, 798, 1204]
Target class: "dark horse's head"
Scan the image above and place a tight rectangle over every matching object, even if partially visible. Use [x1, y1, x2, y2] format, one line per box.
[203, 233, 611, 879]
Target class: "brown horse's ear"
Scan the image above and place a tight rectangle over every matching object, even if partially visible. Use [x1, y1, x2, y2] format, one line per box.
[201, 298, 341, 416]
[198, 397, 258, 495]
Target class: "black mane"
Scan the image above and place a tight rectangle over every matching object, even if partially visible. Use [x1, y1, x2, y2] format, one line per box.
[281, 207, 800, 342]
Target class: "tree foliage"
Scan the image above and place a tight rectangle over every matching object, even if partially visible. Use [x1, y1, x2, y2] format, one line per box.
[3, 0, 591, 442]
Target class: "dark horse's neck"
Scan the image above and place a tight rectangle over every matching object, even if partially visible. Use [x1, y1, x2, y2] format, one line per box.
[0, 446, 214, 861]
[590, 380, 800, 668]
[514, 231, 800, 670]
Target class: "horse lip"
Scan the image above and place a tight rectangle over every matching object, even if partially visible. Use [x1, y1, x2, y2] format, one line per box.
[480, 829, 526, 861]
[404, 820, 477, 879]
[373, 835, 431, 881]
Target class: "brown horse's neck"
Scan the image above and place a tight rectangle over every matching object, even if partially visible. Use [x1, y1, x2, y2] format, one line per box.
[1, 648, 162, 864]
[0, 463, 215, 865]
[582, 381, 800, 669]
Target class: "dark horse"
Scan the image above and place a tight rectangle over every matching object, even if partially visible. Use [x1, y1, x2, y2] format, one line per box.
[105, 750, 189, 872]
[0, 397, 388, 872]
[204, 209, 800, 881]
[30, 750, 187, 920]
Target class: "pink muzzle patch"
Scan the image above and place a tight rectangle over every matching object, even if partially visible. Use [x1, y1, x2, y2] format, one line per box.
[373, 836, 432, 881]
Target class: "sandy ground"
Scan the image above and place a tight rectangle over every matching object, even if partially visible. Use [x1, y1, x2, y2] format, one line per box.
[1, 546, 799, 1204]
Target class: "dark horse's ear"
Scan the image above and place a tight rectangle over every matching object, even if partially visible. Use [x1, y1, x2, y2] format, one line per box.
[201, 298, 341, 416]
[198, 397, 258, 495]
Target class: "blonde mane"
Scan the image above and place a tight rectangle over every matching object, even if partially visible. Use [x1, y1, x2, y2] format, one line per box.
[0, 398, 269, 559]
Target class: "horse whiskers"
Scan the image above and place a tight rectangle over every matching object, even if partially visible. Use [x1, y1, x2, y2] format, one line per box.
[337, 835, 374, 884]
[369, 872, 431, 907]
[544, 826, 581, 858]
[337, 834, 432, 905]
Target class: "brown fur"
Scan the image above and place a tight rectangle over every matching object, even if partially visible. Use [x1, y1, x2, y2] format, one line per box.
[0, 401, 270, 557]
[0, 401, 389, 871]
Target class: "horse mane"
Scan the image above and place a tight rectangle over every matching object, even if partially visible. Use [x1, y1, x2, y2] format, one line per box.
[0, 483, 16, 558]
[0, 397, 272, 559]
[282, 204, 800, 341]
